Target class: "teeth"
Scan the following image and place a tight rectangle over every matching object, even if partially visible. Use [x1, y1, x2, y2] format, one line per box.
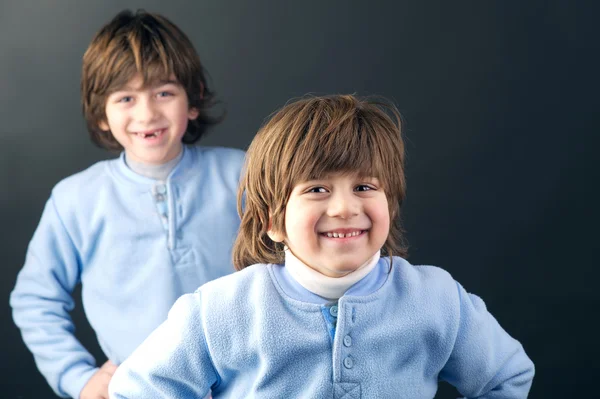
[325, 230, 362, 238]
[138, 129, 161, 138]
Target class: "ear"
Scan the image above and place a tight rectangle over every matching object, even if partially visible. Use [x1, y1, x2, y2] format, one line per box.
[267, 228, 285, 243]
[266, 215, 285, 243]
[188, 107, 199, 121]
[188, 82, 204, 121]
[98, 120, 110, 131]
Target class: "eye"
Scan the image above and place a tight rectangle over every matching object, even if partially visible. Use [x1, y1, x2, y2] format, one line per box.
[117, 96, 133, 103]
[157, 91, 173, 98]
[355, 184, 374, 192]
[307, 186, 328, 194]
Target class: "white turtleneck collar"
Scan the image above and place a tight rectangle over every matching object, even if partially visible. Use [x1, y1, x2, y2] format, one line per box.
[124, 149, 183, 181]
[284, 249, 380, 301]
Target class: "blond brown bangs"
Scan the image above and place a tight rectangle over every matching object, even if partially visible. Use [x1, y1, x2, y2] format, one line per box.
[95, 28, 178, 96]
[282, 96, 404, 201]
[287, 117, 385, 186]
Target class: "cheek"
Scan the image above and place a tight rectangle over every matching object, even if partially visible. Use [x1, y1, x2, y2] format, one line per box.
[380, 215, 391, 236]
[179, 108, 192, 124]
[174, 100, 194, 122]
[371, 204, 391, 234]
[104, 108, 126, 129]
[285, 205, 319, 240]
[174, 108, 194, 134]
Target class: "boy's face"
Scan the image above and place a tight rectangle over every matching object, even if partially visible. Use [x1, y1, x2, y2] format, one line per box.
[270, 172, 389, 277]
[99, 74, 198, 165]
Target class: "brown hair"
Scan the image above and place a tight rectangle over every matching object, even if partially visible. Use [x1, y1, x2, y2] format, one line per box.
[81, 9, 220, 151]
[233, 94, 407, 270]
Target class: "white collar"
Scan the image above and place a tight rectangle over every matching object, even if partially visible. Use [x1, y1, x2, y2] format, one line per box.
[284, 249, 380, 300]
[124, 149, 183, 181]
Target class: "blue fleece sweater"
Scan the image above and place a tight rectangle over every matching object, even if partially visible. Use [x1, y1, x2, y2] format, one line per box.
[109, 257, 534, 398]
[10, 145, 244, 398]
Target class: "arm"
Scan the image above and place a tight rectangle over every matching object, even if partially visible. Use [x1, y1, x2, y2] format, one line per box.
[439, 282, 535, 398]
[10, 196, 98, 398]
[109, 293, 218, 398]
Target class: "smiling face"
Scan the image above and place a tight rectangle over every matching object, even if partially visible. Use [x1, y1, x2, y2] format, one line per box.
[99, 74, 199, 165]
[232, 95, 407, 272]
[269, 173, 390, 277]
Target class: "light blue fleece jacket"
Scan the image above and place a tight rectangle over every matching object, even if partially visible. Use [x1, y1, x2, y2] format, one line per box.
[10, 145, 245, 398]
[109, 257, 534, 398]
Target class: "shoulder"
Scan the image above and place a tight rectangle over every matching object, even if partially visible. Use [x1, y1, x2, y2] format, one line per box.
[181, 265, 277, 347]
[51, 159, 116, 211]
[389, 256, 461, 308]
[192, 146, 245, 170]
[392, 257, 456, 288]
[165, 265, 273, 334]
[181, 265, 274, 319]
[53, 159, 111, 191]
[197, 264, 272, 303]
[185, 146, 245, 188]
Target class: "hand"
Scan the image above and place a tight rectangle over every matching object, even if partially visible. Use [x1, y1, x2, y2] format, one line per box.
[80, 360, 118, 399]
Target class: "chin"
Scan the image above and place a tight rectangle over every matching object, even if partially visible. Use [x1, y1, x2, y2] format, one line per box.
[329, 265, 360, 275]
[336, 259, 363, 271]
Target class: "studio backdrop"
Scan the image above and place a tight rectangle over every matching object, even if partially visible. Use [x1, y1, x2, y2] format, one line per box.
[1, 0, 597, 397]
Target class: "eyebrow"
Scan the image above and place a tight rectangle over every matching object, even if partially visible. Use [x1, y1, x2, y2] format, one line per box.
[154, 79, 179, 87]
[118, 79, 179, 92]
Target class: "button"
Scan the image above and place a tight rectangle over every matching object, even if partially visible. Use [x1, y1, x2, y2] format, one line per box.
[343, 335, 352, 347]
[156, 185, 167, 194]
[343, 357, 354, 369]
[329, 305, 338, 317]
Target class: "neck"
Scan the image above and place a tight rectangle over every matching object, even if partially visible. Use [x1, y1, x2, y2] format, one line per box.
[284, 250, 380, 300]
[125, 149, 184, 180]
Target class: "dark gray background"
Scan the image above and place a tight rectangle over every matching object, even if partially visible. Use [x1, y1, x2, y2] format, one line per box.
[1, 0, 598, 397]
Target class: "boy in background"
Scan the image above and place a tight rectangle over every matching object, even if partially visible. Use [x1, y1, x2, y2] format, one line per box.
[10, 10, 244, 398]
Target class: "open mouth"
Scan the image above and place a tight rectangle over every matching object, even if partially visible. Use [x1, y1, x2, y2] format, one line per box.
[321, 230, 366, 239]
[135, 129, 165, 139]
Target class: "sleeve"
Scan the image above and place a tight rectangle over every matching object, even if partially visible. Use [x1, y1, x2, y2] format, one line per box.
[108, 292, 218, 399]
[9, 196, 98, 398]
[439, 282, 535, 398]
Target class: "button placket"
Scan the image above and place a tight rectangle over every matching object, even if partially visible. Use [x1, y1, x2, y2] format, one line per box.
[334, 304, 361, 399]
[152, 183, 170, 231]
[321, 305, 337, 345]
[337, 302, 357, 380]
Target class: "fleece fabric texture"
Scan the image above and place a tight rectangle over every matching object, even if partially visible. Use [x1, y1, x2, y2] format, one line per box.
[10, 145, 245, 398]
[109, 257, 534, 398]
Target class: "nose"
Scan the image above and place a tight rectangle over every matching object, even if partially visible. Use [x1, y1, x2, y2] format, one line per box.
[326, 191, 360, 219]
[134, 97, 158, 124]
